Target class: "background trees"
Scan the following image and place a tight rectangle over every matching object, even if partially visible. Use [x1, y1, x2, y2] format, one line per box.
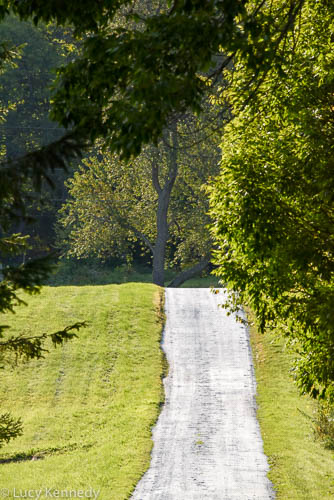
[208, 0, 334, 401]
[0, 16, 68, 159]
[50, 0, 305, 158]
[0, 16, 82, 254]
[58, 111, 221, 286]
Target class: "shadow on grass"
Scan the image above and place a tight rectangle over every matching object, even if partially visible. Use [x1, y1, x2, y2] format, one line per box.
[45, 262, 154, 287]
[0, 443, 94, 465]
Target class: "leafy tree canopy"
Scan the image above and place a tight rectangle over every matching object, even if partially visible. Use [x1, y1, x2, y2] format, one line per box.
[47, 0, 305, 158]
[0, 15, 75, 159]
[0, 0, 307, 164]
[208, 0, 334, 401]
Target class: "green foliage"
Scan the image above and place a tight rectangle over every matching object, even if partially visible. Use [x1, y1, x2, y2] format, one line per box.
[0, 413, 23, 448]
[0, 14, 86, 260]
[49, 0, 305, 159]
[0, 1, 308, 162]
[48, 260, 154, 286]
[1, 132, 85, 224]
[0, 0, 131, 36]
[313, 402, 334, 450]
[0, 15, 66, 158]
[209, 0, 334, 400]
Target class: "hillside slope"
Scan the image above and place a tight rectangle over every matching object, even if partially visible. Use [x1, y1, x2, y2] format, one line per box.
[0, 283, 165, 499]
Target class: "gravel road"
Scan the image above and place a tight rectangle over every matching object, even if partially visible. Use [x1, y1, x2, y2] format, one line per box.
[131, 288, 275, 500]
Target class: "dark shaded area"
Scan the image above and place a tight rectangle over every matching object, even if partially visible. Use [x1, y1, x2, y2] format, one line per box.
[0, 442, 94, 464]
[44, 260, 219, 288]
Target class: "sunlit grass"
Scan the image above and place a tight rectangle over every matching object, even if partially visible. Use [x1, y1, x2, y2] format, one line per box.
[0, 283, 165, 499]
[249, 315, 334, 499]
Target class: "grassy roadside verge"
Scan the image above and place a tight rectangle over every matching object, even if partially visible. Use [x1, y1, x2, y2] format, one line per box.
[0, 283, 165, 499]
[248, 316, 334, 499]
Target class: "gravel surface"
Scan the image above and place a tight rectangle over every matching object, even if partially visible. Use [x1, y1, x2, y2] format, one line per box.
[131, 288, 275, 500]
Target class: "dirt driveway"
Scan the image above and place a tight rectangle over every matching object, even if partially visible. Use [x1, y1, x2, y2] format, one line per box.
[131, 288, 275, 500]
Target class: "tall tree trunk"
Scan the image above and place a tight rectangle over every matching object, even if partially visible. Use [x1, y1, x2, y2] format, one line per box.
[151, 121, 178, 286]
[152, 244, 166, 286]
[152, 190, 170, 286]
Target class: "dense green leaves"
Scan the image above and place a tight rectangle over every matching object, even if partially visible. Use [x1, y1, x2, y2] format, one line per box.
[50, 0, 305, 159]
[209, 0, 334, 401]
[0, 413, 23, 448]
[0, 0, 129, 35]
[0, 15, 72, 159]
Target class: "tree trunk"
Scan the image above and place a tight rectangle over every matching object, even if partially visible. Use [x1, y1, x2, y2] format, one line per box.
[152, 247, 165, 286]
[151, 121, 178, 286]
[152, 189, 170, 286]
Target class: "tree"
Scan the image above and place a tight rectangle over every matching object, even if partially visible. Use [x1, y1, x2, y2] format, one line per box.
[48, 0, 306, 159]
[0, 11, 87, 448]
[208, 0, 334, 401]
[58, 112, 221, 286]
[0, 15, 68, 159]
[0, 0, 324, 443]
[0, 16, 81, 259]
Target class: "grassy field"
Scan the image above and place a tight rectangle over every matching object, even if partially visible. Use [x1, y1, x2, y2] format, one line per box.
[249, 317, 334, 499]
[5, 262, 330, 499]
[0, 283, 165, 499]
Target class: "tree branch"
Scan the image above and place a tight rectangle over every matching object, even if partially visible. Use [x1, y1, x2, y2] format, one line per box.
[167, 255, 211, 288]
[168, 218, 182, 234]
[99, 208, 155, 254]
[130, 226, 155, 254]
[206, 53, 235, 82]
[151, 160, 162, 194]
[164, 120, 179, 190]
[0, 322, 85, 362]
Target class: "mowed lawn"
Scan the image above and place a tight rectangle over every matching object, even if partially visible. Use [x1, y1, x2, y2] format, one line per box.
[0, 283, 165, 499]
[249, 318, 334, 499]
